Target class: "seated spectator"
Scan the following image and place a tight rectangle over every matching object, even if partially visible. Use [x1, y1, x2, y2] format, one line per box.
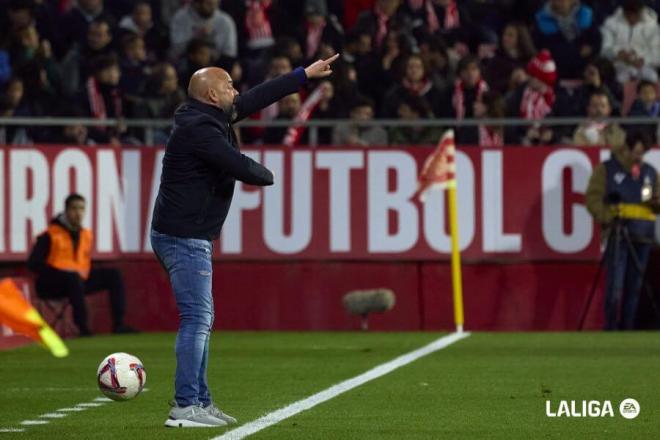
[118, 1, 168, 60]
[8, 24, 60, 96]
[263, 92, 302, 145]
[222, 0, 276, 56]
[573, 89, 626, 147]
[58, 0, 116, 57]
[119, 33, 150, 97]
[177, 38, 214, 90]
[27, 193, 136, 336]
[601, 0, 660, 82]
[0, 76, 31, 144]
[389, 94, 444, 145]
[309, 80, 340, 145]
[418, 35, 454, 94]
[80, 54, 126, 145]
[405, 0, 477, 52]
[301, 0, 344, 62]
[131, 63, 186, 144]
[332, 95, 388, 146]
[447, 55, 489, 144]
[169, 0, 238, 69]
[383, 53, 444, 118]
[533, 0, 600, 79]
[59, 18, 116, 97]
[485, 22, 536, 94]
[473, 91, 515, 147]
[628, 80, 660, 142]
[506, 50, 558, 145]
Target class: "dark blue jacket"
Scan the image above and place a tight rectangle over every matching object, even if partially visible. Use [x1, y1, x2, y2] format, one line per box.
[151, 68, 307, 240]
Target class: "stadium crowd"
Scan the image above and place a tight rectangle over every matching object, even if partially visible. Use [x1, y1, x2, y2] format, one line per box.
[1, 0, 660, 146]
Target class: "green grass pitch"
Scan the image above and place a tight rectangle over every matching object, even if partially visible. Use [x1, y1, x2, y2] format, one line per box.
[1, 332, 659, 439]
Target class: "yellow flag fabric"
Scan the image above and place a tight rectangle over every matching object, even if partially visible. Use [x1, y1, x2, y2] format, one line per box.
[0, 278, 69, 357]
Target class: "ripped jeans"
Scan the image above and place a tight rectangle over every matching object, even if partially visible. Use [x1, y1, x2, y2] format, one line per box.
[150, 228, 214, 407]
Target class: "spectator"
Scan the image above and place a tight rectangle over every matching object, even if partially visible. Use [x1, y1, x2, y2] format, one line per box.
[448, 55, 489, 144]
[506, 50, 558, 145]
[332, 95, 388, 146]
[573, 89, 626, 147]
[354, 0, 408, 50]
[9, 24, 59, 94]
[132, 63, 186, 144]
[474, 90, 514, 146]
[601, 0, 660, 82]
[59, 18, 116, 97]
[533, 0, 600, 79]
[301, 0, 344, 62]
[1, 0, 58, 53]
[485, 22, 536, 94]
[417, 35, 454, 93]
[405, 0, 476, 52]
[383, 53, 444, 118]
[309, 79, 339, 144]
[389, 94, 444, 145]
[119, 33, 150, 96]
[221, 0, 276, 56]
[628, 80, 660, 142]
[59, 0, 116, 57]
[80, 54, 125, 145]
[118, 1, 168, 60]
[177, 38, 214, 90]
[0, 76, 31, 144]
[169, 0, 238, 69]
[263, 92, 302, 144]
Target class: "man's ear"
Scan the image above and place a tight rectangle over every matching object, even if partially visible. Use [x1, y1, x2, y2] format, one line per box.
[208, 87, 218, 103]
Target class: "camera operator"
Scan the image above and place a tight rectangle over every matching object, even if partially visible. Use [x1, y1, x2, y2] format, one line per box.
[586, 131, 660, 330]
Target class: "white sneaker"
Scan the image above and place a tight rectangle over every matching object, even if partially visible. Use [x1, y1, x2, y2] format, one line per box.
[164, 403, 228, 428]
[204, 403, 238, 424]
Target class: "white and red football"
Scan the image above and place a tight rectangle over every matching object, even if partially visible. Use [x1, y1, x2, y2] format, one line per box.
[97, 352, 146, 401]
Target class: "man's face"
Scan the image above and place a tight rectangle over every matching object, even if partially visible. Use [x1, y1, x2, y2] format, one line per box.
[126, 39, 146, 62]
[87, 22, 111, 50]
[461, 63, 481, 87]
[278, 94, 301, 117]
[209, 71, 238, 113]
[190, 46, 212, 67]
[269, 57, 292, 77]
[350, 105, 373, 121]
[639, 85, 657, 105]
[550, 0, 575, 16]
[65, 200, 86, 229]
[79, 0, 103, 15]
[624, 10, 642, 25]
[405, 57, 425, 82]
[378, 0, 400, 16]
[194, 0, 218, 18]
[97, 65, 121, 85]
[630, 142, 646, 164]
[133, 3, 152, 29]
[161, 66, 179, 94]
[587, 95, 611, 118]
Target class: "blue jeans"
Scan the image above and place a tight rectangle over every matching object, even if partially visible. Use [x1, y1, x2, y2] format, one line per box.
[151, 229, 214, 407]
[604, 234, 651, 331]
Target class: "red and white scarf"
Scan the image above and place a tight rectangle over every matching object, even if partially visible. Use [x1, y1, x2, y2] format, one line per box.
[306, 18, 326, 59]
[520, 85, 555, 120]
[283, 84, 329, 146]
[479, 126, 504, 147]
[245, 0, 273, 49]
[408, 0, 458, 33]
[452, 79, 488, 120]
[86, 77, 122, 122]
[402, 78, 433, 96]
[374, 3, 390, 47]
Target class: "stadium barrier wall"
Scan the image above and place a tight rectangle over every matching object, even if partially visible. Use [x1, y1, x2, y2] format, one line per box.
[2, 145, 659, 332]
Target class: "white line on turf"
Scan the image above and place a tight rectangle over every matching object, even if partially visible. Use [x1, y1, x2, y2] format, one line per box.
[20, 420, 49, 425]
[0, 428, 25, 432]
[40, 413, 68, 419]
[212, 331, 471, 440]
[76, 403, 104, 407]
[56, 407, 87, 412]
[93, 397, 113, 402]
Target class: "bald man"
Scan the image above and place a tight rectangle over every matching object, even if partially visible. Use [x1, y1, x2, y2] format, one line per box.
[151, 54, 338, 428]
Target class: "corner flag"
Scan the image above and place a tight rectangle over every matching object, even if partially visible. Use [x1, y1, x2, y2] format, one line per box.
[417, 130, 465, 333]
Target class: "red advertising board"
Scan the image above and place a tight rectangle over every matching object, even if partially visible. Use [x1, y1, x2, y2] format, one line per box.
[2, 145, 659, 262]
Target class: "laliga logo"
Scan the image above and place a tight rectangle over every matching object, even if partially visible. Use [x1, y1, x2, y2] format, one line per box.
[545, 398, 640, 419]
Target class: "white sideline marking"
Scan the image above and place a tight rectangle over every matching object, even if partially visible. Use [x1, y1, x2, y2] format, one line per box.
[20, 420, 49, 426]
[0, 428, 25, 432]
[212, 331, 471, 440]
[56, 407, 87, 412]
[40, 413, 67, 419]
[94, 397, 113, 402]
[76, 403, 104, 407]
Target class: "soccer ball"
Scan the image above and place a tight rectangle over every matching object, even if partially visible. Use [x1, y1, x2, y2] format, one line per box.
[97, 352, 146, 401]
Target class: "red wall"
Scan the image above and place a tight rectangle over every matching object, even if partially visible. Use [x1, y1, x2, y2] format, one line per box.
[0, 260, 602, 333]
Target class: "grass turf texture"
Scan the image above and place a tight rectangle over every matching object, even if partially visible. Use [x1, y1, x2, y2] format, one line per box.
[0, 332, 658, 439]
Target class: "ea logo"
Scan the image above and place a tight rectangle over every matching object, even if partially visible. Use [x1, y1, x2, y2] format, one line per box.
[619, 398, 640, 419]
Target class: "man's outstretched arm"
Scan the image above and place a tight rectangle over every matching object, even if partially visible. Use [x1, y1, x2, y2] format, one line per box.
[232, 54, 340, 123]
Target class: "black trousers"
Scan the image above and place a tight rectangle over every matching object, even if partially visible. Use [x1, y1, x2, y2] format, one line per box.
[35, 266, 126, 333]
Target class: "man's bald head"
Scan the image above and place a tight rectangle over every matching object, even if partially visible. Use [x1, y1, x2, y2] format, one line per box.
[188, 67, 238, 113]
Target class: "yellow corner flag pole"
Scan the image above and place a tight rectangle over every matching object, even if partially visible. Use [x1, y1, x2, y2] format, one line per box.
[417, 129, 465, 334]
[447, 180, 464, 333]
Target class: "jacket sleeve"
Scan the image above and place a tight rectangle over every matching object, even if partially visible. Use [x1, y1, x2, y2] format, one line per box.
[600, 18, 618, 61]
[193, 125, 274, 186]
[27, 232, 50, 274]
[232, 68, 307, 123]
[586, 163, 614, 225]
